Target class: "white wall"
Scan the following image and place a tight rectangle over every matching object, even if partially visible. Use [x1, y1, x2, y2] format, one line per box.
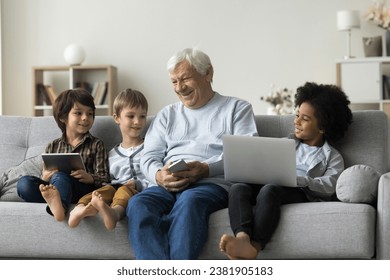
[0, 0, 382, 116]
[0, 1, 2, 115]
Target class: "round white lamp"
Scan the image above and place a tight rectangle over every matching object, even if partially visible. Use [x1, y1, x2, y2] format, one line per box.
[63, 44, 86, 65]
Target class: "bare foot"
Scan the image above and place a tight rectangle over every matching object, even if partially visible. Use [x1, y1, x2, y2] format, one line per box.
[68, 202, 98, 228]
[40, 184, 65, 222]
[91, 191, 119, 230]
[220, 233, 258, 260]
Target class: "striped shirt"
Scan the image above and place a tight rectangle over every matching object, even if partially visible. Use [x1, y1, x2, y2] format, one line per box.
[45, 132, 110, 187]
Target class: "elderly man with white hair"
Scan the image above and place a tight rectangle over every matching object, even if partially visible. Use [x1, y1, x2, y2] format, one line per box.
[126, 47, 258, 260]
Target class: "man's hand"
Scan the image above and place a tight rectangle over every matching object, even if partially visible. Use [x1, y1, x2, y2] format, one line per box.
[156, 161, 209, 192]
[184, 161, 209, 182]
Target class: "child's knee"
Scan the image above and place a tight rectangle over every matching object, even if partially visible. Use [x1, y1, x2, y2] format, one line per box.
[51, 171, 70, 180]
[126, 194, 141, 213]
[257, 184, 281, 202]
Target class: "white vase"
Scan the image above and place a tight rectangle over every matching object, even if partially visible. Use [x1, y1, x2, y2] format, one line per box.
[267, 107, 277, 115]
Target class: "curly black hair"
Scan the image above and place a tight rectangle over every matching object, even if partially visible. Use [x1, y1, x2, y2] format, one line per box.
[294, 82, 353, 143]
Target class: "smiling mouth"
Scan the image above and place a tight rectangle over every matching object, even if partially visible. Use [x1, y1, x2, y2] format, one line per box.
[179, 90, 192, 97]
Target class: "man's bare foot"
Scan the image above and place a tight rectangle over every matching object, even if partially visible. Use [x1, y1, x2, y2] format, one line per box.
[39, 184, 65, 222]
[91, 191, 119, 230]
[68, 202, 98, 228]
[219, 233, 258, 260]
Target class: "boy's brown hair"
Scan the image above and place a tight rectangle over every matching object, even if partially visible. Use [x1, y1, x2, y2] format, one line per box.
[113, 88, 148, 116]
[53, 88, 96, 134]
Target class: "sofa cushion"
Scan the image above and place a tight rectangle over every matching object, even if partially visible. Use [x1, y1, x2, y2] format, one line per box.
[0, 155, 43, 201]
[336, 164, 380, 205]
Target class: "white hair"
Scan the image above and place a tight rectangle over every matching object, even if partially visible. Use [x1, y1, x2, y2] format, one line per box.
[167, 48, 213, 76]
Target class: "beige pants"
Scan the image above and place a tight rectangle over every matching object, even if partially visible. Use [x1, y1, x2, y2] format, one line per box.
[77, 184, 138, 208]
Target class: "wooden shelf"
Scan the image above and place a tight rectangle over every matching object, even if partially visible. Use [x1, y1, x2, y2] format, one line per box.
[32, 65, 117, 116]
[336, 58, 390, 118]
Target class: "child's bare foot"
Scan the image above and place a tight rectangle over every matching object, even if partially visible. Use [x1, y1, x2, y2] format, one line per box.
[39, 184, 65, 222]
[91, 191, 119, 230]
[219, 233, 258, 260]
[68, 202, 98, 228]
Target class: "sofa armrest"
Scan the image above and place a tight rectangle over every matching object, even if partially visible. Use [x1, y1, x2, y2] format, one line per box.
[376, 172, 390, 259]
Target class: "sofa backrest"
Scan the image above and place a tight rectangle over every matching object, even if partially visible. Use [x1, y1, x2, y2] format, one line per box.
[0, 110, 388, 175]
[0, 116, 58, 175]
[256, 110, 389, 173]
[0, 115, 151, 175]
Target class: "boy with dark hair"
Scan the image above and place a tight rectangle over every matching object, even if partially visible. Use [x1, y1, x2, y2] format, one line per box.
[17, 88, 110, 221]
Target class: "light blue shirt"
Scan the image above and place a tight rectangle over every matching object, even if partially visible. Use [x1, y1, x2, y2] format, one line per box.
[141, 92, 258, 190]
[291, 135, 344, 201]
[296, 142, 324, 176]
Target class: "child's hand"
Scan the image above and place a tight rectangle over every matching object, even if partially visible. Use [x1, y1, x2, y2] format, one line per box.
[123, 179, 136, 189]
[70, 169, 94, 184]
[41, 167, 58, 182]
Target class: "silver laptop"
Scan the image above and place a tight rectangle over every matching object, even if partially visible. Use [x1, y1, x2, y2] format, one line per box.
[223, 135, 297, 187]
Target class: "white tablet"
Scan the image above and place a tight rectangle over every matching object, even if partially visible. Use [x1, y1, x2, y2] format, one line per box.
[41, 153, 86, 173]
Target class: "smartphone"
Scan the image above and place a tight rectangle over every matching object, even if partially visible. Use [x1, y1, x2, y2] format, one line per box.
[168, 159, 190, 172]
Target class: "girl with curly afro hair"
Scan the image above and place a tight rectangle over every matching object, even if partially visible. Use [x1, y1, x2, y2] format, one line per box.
[294, 82, 353, 145]
[220, 82, 353, 260]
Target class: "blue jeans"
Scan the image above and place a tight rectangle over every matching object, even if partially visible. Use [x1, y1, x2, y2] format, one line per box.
[126, 183, 228, 260]
[17, 172, 95, 215]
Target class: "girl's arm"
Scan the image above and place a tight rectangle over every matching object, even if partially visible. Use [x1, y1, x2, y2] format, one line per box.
[297, 149, 344, 195]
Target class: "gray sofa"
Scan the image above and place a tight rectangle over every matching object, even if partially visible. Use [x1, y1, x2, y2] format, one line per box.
[0, 111, 389, 259]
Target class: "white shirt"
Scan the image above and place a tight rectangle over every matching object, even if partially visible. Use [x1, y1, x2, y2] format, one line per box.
[108, 143, 149, 191]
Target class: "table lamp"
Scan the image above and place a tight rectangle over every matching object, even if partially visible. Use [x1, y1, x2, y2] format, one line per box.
[337, 10, 361, 59]
[63, 44, 86, 66]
